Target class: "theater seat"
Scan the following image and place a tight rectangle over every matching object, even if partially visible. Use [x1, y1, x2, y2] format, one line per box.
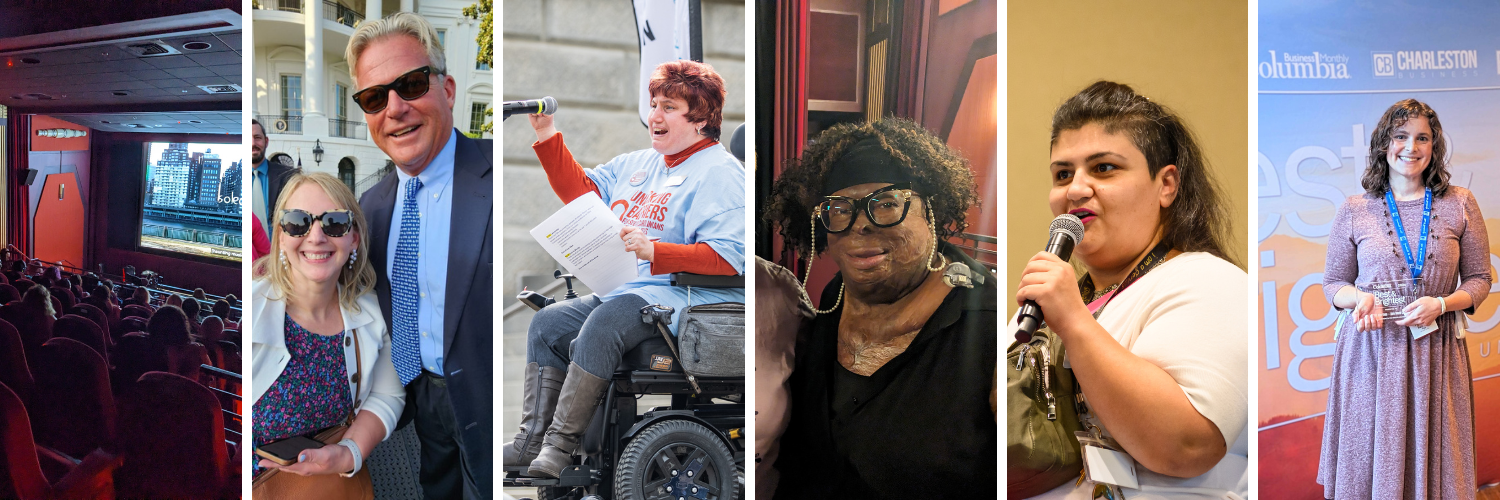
[117, 317, 147, 337]
[0, 321, 33, 411]
[111, 333, 166, 397]
[31, 338, 114, 458]
[0, 382, 120, 500]
[47, 287, 73, 311]
[53, 315, 108, 366]
[114, 372, 227, 499]
[66, 304, 111, 347]
[0, 305, 52, 360]
[120, 305, 152, 321]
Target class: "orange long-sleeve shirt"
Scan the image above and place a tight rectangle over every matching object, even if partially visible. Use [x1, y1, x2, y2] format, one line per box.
[532, 133, 736, 276]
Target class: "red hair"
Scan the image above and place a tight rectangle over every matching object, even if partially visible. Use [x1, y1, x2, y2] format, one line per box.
[648, 60, 727, 140]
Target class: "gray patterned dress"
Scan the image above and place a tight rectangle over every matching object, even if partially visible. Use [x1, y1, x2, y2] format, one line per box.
[1319, 186, 1491, 500]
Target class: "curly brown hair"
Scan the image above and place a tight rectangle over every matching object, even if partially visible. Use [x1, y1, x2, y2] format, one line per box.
[764, 118, 979, 255]
[1361, 99, 1449, 197]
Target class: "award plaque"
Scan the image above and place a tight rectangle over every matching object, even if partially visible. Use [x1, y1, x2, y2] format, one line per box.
[1360, 278, 1423, 320]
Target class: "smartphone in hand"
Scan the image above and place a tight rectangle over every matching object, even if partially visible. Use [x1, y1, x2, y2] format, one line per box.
[254, 435, 326, 466]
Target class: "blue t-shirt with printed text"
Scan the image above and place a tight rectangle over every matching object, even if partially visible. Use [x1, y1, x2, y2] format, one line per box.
[583, 143, 746, 333]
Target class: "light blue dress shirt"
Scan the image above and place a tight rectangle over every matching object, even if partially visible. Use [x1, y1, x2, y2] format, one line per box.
[255, 160, 271, 232]
[385, 129, 457, 376]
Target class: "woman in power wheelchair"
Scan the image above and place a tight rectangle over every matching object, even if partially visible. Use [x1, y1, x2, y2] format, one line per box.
[507, 59, 746, 499]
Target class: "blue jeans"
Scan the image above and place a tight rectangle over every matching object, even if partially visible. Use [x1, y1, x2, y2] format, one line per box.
[526, 294, 657, 379]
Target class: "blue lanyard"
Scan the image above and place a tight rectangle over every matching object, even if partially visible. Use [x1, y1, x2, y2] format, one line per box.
[1385, 187, 1432, 279]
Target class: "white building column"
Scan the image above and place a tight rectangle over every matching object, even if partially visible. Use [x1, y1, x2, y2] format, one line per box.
[399, 0, 412, 13]
[303, 0, 329, 139]
[365, 0, 380, 22]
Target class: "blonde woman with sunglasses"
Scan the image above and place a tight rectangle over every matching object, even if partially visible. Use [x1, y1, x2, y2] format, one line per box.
[250, 173, 405, 487]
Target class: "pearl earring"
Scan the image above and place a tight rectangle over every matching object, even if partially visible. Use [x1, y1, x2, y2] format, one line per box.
[279, 252, 289, 269]
[348, 249, 358, 269]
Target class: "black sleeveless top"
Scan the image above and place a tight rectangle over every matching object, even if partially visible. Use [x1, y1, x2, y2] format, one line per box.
[773, 244, 998, 499]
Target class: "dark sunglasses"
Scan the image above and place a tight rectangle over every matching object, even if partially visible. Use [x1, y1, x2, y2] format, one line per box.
[816, 182, 919, 233]
[279, 209, 354, 238]
[351, 66, 434, 114]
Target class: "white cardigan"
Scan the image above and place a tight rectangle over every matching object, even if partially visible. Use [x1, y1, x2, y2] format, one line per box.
[251, 279, 406, 440]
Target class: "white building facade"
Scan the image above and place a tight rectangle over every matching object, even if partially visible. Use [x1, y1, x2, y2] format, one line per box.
[153, 143, 192, 208]
[252, 0, 493, 197]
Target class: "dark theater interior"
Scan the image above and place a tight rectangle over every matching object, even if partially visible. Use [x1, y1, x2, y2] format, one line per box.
[0, 1, 244, 498]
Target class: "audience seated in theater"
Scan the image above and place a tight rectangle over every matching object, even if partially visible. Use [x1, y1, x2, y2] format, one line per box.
[127, 286, 150, 308]
[182, 298, 202, 335]
[148, 305, 211, 382]
[211, 299, 236, 328]
[200, 316, 226, 368]
[192, 288, 207, 301]
[6, 285, 57, 357]
[164, 294, 182, 309]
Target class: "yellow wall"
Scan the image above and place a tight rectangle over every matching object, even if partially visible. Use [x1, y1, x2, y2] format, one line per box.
[1006, 0, 1248, 316]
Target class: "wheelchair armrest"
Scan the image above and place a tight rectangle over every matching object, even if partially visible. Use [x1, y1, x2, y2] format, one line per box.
[670, 273, 744, 288]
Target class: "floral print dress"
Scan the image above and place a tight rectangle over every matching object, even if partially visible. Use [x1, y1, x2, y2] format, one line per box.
[252, 313, 353, 476]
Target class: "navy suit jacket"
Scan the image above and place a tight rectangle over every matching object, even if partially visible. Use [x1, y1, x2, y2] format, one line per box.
[358, 131, 493, 492]
[266, 159, 298, 209]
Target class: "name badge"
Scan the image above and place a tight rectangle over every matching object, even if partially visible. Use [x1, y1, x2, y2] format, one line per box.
[628, 169, 649, 186]
[1409, 322, 1438, 340]
[1084, 445, 1139, 490]
[666, 175, 686, 187]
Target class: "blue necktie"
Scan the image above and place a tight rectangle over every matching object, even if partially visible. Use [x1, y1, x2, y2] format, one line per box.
[391, 177, 424, 385]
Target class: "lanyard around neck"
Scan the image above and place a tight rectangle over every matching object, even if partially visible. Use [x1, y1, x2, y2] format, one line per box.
[1385, 187, 1432, 280]
[1078, 241, 1172, 317]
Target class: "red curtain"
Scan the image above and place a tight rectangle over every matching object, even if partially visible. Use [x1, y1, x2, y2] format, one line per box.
[772, 0, 809, 269]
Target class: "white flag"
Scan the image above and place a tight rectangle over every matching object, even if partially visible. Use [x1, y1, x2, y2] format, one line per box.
[632, 0, 702, 126]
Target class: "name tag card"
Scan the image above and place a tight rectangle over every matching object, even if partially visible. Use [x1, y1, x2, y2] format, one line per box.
[1084, 445, 1139, 490]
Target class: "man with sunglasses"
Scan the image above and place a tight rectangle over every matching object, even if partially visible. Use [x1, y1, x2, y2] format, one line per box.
[347, 12, 493, 499]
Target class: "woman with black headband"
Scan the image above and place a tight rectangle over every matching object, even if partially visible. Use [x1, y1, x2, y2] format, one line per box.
[764, 118, 997, 499]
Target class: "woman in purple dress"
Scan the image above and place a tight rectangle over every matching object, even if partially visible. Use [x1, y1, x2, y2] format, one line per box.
[1320, 99, 1490, 499]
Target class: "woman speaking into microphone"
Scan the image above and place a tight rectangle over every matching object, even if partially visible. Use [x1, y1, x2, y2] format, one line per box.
[507, 59, 746, 479]
[1013, 81, 1248, 499]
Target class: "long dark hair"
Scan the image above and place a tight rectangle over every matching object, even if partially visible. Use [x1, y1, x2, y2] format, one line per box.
[1361, 99, 1449, 197]
[1050, 81, 1235, 265]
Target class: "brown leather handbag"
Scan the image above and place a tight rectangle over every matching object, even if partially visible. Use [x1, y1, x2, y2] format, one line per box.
[251, 328, 375, 500]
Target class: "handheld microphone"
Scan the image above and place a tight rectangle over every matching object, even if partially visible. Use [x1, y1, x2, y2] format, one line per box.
[1016, 214, 1085, 342]
[501, 96, 558, 119]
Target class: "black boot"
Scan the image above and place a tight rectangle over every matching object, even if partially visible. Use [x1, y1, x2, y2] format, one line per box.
[502, 362, 564, 466]
[527, 362, 609, 478]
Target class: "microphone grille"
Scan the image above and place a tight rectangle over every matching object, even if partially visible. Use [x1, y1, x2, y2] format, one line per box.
[541, 96, 558, 115]
[1049, 214, 1085, 244]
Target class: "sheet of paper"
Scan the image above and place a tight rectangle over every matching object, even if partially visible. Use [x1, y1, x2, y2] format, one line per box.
[1084, 445, 1140, 490]
[530, 192, 640, 295]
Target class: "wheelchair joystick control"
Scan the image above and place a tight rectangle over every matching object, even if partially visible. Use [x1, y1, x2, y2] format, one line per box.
[554, 269, 579, 299]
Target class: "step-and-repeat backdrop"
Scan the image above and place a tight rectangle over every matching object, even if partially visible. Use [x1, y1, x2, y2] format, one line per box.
[1258, 1, 1500, 497]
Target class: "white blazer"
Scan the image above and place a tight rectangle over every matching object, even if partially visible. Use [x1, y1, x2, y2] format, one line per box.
[250, 279, 405, 440]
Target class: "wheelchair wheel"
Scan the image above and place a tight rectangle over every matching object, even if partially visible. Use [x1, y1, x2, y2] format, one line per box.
[613, 420, 739, 500]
